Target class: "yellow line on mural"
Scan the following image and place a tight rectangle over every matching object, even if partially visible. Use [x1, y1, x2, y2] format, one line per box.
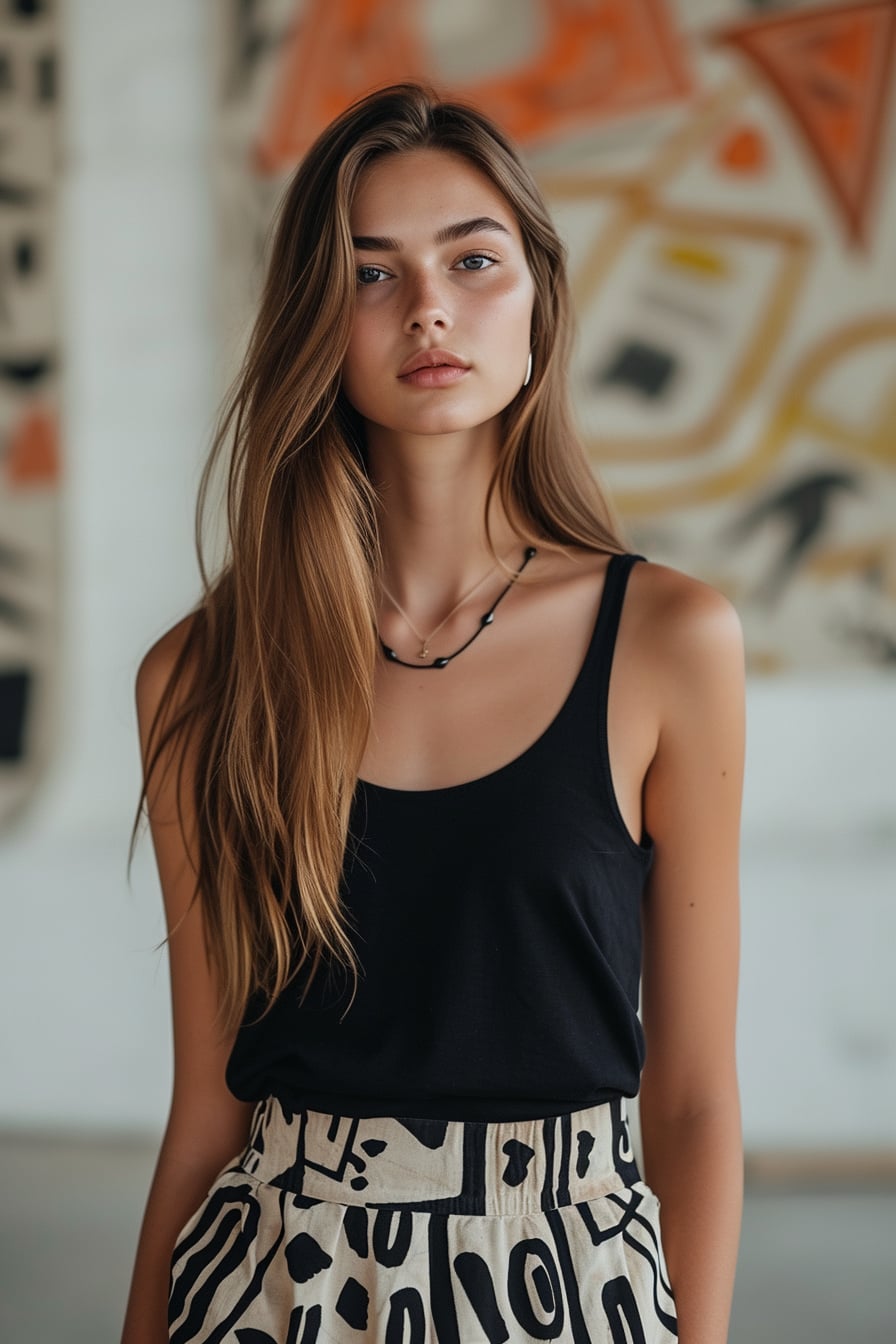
[642, 76, 753, 189]
[612, 315, 896, 513]
[798, 406, 896, 463]
[658, 240, 731, 277]
[538, 76, 814, 474]
[777, 314, 896, 470]
[582, 203, 811, 465]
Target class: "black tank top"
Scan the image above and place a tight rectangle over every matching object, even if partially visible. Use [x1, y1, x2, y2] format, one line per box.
[226, 552, 654, 1121]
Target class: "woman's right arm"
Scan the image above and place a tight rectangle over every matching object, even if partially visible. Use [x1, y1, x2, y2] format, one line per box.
[121, 620, 256, 1344]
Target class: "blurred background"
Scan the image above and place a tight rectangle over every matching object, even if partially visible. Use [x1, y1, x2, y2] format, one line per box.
[1, 0, 894, 1339]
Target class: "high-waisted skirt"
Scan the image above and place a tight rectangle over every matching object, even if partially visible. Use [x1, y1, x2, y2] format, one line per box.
[168, 1095, 678, 1342]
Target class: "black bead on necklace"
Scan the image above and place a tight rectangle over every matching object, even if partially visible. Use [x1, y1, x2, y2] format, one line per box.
[378, 546, 538, 669]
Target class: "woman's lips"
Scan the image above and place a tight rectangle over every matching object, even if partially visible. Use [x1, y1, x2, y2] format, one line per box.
[398, 364, 470, 388]
[397, 348, 471, 387]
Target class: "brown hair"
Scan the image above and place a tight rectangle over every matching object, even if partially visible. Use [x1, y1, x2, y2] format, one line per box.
[129, 82, 627, 1032]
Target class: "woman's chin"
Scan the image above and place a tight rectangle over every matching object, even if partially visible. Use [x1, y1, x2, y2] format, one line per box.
[358, 403, 511, 442]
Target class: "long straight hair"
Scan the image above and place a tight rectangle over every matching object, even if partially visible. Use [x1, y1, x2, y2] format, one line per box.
[129, 83, 629, 1033]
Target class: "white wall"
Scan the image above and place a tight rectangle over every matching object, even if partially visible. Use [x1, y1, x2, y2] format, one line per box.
[1, 0, 894, 1148]
[0, 0, 214, 1130]
[738, 683, 896, 1149]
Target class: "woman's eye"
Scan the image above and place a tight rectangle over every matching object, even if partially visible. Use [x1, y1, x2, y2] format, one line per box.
[357, 265, 389, 285]
[456, 253, 497, 271]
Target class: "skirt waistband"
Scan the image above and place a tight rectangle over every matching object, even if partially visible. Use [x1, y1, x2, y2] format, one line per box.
[239, 1096, 641, 1217]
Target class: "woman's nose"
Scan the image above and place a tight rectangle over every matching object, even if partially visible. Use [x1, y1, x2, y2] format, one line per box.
[402, 270, 452, 336]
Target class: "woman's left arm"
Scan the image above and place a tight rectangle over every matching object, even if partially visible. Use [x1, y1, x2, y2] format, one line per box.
[638, 573, 746, 1344]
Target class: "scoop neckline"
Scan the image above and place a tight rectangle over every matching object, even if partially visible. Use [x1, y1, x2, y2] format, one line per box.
[356, 553, 620, 800]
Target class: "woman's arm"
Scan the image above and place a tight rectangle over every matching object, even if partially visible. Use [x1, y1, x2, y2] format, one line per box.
[638, 570, 746, 1344]
[121, 621, 255, 1344]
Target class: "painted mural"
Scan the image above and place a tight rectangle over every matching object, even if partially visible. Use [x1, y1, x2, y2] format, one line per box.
[213, 0, 896, 671]
[0, 0, 60, 828]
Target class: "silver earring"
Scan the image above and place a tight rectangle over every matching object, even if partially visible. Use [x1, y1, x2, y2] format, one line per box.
[523, 351, 533, 387]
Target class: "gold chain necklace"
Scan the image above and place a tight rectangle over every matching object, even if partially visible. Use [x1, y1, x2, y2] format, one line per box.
[378, 547, 537, 669]
[380, 556, 505, 661]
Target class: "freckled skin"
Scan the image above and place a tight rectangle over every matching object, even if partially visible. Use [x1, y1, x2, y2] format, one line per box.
[341, 149, 536, 440]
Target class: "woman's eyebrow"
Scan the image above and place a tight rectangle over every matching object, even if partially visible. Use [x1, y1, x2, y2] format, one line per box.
[352, 216, 512, 252]
[435, 216, 512, 245]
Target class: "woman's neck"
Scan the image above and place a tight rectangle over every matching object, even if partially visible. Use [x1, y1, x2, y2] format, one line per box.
[365, 421, 527, 614]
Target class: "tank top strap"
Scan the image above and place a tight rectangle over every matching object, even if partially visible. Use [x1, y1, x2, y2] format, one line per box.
[589, 551, 647, 701]
[540, 550, 648, 740]
[542, 551, 647, 814]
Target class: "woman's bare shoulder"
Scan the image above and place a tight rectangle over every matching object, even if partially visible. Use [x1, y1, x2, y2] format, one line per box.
[619, 558, 744, 734]
[134, 611, 209, 820]
[628, 557, 743, 655]
[137, 610, 201, 689]
[135, 609, 206, 729]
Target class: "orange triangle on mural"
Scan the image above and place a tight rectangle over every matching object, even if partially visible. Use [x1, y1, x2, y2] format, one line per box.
[461, 0, 691, 148]
[253, 0, 424, 174]
[713, 0, 896, 247]
[254, 0, 692, 174]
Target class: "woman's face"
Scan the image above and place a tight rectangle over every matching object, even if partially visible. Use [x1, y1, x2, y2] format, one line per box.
[341, 148, 536, 440]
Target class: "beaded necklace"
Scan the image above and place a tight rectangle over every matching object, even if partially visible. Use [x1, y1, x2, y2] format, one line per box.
[378, 546, 537, 670]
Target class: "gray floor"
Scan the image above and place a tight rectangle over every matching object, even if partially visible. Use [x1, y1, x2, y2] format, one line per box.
[0, 1133, 893, 1341]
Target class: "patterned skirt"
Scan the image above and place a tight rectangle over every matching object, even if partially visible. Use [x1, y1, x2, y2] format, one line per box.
[168, 1095, 678, 1342]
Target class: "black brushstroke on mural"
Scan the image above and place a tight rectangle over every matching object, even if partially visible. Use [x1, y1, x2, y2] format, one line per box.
[14, 234, 38, 276]
[0, 355, 54, 385]
[0, 179, 40, 208]
[0, 668, 30, 760]
[598, 339, 678, 398]
[11, 0, 50, 20]
[726, 469, 860, 603]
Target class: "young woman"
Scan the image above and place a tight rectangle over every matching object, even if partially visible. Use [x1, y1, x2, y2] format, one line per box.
[122, 83, 744, 1344]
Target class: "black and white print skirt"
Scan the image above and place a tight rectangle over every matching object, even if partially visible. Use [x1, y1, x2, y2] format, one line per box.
[168, 1095, 678, 1342]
